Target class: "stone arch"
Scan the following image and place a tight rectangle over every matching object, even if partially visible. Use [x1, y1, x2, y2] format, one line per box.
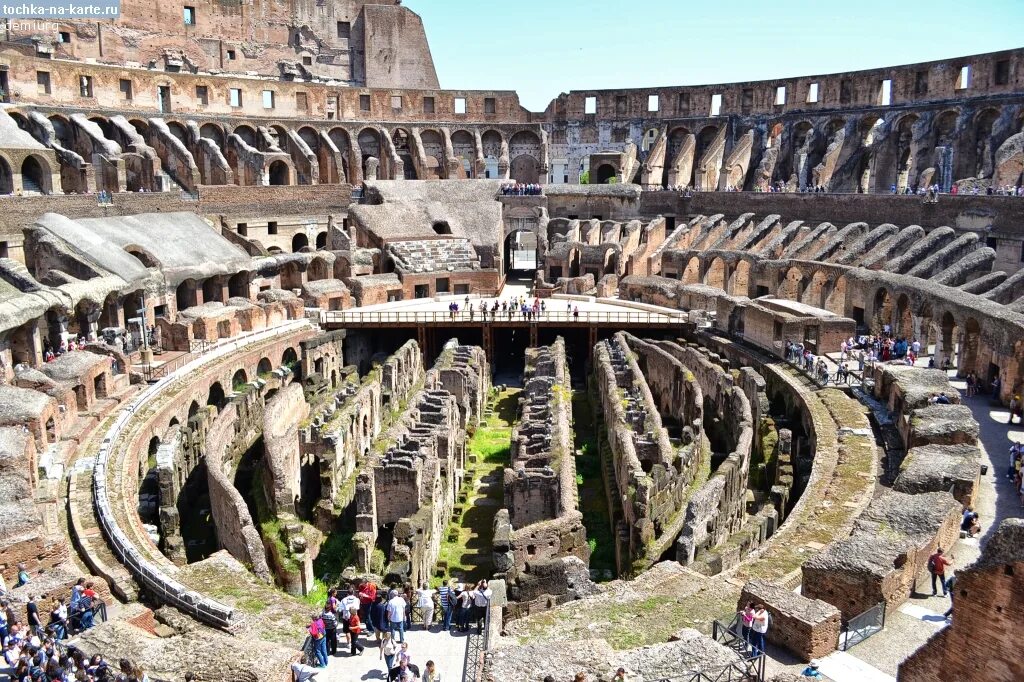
[970, 107, 1001, 179]
[391, 128, 416, 179]
[823, 274, 848, 315]
[308, 256, 330, 281]
[509, 130, 541, 163]
[358, 127, 382, 177]
[728, 259, 752, 297]
[176, 279, 198, 311]
[231, 368, 248, 391]
[0, 154, 13, 195]
[233, 125, 258, 148]
[801, 270, 832, 308]
[201, 277, 222, 304]
[681, 256, 701, 285]
[21, 154, 52, 194]
[199, 123, 224, 148]
[228, 271, 249, 298]
[777, 266, 806, 301]
[206, 382, 226, 412]
[166, 121, 190, 144]
[124, 244, 159, 268]
[594, 163, 617, 184]
[872, 287, 894, 332]
[894, 293, 913, 338]
[268, 124, 290, 151]
[268, 160, 290, 185]
[326, 127, 352, 182]
[257, 357, 273, 377]
[315, 232, 328, 250]
[187, 400, 201, 419]
[451, 130, 475, 179]
[960, 316, 981, 377]
[420, 129, 445, 180]
[292, 232, 309, 252]
[704, 257, 728, 290]
[481, 130, 503, 178]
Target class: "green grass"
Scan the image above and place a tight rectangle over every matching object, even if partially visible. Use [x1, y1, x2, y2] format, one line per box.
[572, 389, 616, 577]
[435, 388, 517, 583]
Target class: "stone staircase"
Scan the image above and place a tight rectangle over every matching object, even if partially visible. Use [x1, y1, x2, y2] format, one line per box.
[389, 238, 479, 273]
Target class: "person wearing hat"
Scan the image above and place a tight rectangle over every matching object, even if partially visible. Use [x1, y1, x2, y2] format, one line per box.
[801, 660, 822, 677]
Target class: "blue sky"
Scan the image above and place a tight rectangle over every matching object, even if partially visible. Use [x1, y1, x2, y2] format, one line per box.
[403, 0, 1024, 112]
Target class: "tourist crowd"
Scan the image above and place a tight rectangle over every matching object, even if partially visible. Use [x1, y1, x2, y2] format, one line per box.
[297, 577, 494, 680]
[447, 296, 580, 322]
[500, 183, 543, 196]
[0, 570, 125, 682]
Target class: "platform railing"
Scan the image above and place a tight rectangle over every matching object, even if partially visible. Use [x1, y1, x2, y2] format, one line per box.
[322, 308, 685, 326]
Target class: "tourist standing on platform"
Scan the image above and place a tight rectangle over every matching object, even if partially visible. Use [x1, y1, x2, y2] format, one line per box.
[387, 589, 408, 643]
[308, 612, 328, 667]
[321, 603, 338, 657]
[381, 630, 400, 671]
[358, 579, 378, 634]
[437, 579, 453, 631]
[416, 582, 436, 630]
[348, 608, 365, 656]
[750, 604, 769, 654]
[928, 548, 953, 596]
[371, 593, 388, 641]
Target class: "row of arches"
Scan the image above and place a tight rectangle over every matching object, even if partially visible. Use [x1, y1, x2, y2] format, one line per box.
[0, 153, 53, 195]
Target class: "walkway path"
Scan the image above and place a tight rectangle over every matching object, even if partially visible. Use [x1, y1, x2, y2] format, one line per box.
[319, 625, 470, 682]
[764, 367, 1022, 681]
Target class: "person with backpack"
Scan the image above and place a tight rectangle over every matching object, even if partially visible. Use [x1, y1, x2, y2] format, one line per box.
[927, 548, 953, 596]
[308, 612, 328, 667]
[750, 604, 770, 654]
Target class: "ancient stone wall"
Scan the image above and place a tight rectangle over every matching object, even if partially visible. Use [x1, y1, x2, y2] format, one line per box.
[506, 339, 575, 528]
[801, 490, 962, 620]
[495, 338, 593, 617]
[353, 341, 484, 586]
[898, 518, 1024, 681]
[593, 332, 697, 574]
[262, 382, 310, 516]
[204, 390, 272, 582]
[739, 579, 841, 661]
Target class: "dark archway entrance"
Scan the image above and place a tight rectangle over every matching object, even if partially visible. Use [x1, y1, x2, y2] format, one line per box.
[595, 164, 617, 184]
[268, 160, 290, 185]
[292, 232, 309, 252]
[503, 229, 538, 275]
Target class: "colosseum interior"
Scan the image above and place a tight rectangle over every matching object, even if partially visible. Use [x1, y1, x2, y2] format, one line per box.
[0, 2, 1021, 681]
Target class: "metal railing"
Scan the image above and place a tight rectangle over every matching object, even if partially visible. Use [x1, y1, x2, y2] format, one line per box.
[322, 309, 685, 326]
[838, 601, 886, 651]
[93, 321, 312, 630]
[142, 338, 216, 382]
[656, 617, 764, 682]
[461, 602, 492, 682]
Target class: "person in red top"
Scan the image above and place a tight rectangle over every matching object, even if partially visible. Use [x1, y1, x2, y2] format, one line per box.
[928, 547, 953, 596]
[358, 580, 377, 633]
[348, 611, 365, 656]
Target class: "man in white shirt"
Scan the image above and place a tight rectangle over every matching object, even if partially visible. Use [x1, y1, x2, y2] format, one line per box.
[386, 592, 408, 643]
[471, 580, 492, 633]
